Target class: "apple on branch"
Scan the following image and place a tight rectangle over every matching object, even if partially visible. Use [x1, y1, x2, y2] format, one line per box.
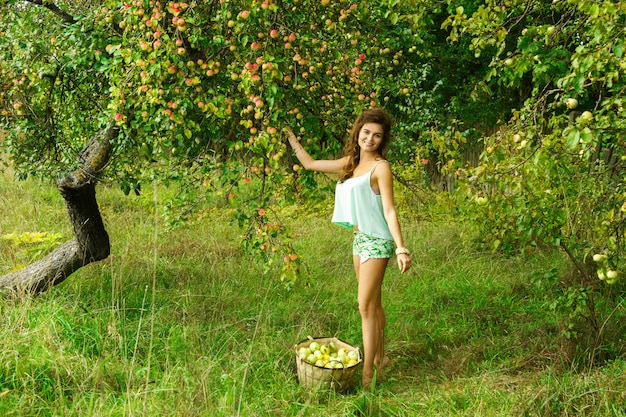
[566, 98, 578, 109]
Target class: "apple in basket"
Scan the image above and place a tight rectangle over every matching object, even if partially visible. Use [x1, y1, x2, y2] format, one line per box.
[298, 347, 310, 359]
[308, 341, 321, 351]
[302, 341, 359, 368]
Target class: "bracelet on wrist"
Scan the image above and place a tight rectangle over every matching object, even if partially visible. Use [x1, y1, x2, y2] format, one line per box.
[395, 247, 410, 256]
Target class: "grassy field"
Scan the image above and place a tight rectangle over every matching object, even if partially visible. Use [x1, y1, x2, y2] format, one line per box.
[1, 170, 626, 416]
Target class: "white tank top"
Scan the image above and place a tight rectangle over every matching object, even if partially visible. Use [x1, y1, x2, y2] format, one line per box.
[331, 160, 393, 240]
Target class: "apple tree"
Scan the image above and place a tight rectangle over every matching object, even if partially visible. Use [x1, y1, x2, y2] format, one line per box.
[440, 0, 626, 358]
[1, 0, 472, 292]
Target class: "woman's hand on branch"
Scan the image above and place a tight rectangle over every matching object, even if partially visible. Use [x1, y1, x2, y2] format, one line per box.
[285, 127, 303, 152]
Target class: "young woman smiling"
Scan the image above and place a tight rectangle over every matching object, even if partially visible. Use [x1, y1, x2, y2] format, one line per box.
[286, 108, 412, 390]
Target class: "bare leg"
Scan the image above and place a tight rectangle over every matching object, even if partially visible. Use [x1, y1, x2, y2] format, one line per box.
[374, 294, 389, 378]
[353, 256, 388, 389]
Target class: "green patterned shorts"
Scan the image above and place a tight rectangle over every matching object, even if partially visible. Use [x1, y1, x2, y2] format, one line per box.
[353, 231, 395, 262]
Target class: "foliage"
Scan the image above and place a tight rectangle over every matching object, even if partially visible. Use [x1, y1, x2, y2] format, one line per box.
[1, 231, 64, 269]
[438, 0, 626, 353]
[445, 0, 626, 257]
[0, 0, 489, 285]
[1, 1, 414, 176]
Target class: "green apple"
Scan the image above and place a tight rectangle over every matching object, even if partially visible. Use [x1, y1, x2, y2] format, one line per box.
[329, 358, 343, 367]
[308, 341, 320, 351]
[592, 253, 606, 262]
[566, 98, 578, 109]
[579, 111, 593, 122]
[298, 347, 310, 358]
[606, 270, 618, 279]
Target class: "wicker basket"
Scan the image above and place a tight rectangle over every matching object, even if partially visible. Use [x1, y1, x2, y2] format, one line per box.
[294, 336, 362, 393]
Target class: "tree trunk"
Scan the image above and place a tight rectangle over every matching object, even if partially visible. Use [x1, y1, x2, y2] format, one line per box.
[0, 124, 119, 294]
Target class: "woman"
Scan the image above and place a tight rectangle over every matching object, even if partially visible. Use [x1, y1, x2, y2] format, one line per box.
[286, 108, 412, 390]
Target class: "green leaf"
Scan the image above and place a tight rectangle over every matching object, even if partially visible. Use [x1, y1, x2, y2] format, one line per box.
[565, 129, 580, 149]
[572, 74, 585, 93]
[579, 128, 593, 144]
[613, 40, 623, 58]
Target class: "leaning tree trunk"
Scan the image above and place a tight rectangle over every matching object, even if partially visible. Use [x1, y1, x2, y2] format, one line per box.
[0, 124, 119, 294]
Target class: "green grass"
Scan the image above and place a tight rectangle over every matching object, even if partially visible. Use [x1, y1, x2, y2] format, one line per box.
[1, 171, 626, 416]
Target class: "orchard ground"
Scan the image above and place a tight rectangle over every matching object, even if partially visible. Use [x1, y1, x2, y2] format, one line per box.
[1, 170, 626, 416]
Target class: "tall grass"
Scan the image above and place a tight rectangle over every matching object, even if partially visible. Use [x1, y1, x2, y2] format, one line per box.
[1, 170, 626, 416]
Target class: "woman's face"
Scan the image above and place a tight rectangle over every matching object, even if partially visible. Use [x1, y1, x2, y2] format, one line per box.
[357, 122, 384, 153]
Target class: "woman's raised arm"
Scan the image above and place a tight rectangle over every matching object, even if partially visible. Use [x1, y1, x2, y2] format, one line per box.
[285, 127, 347, 174]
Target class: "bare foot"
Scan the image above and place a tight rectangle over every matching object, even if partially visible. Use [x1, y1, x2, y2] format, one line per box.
[362, 370, 374, 391]
[374, 355, 390, 379]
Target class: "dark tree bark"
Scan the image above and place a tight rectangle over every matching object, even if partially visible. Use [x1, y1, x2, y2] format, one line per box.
[23, 0, 77, 25]
[0, 124, 119, 294]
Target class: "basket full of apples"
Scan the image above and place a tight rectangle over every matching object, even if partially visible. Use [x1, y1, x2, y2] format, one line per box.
[294, 336, 362, 392]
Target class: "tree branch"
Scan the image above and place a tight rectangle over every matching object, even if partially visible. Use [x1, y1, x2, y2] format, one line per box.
[23, 0, 77, 25]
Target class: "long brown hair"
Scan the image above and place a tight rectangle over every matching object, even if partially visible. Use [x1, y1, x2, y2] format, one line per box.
[339, 108, 392, 182]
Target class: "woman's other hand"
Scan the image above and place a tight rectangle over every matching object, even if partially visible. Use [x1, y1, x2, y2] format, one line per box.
[397, 253, 411, 274]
